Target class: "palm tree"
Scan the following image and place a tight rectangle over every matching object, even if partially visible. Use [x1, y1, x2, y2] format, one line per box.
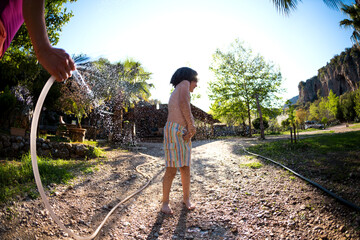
[340, 3, 360, 44]
[112, 59, 153, 141]
[271, 0, 344, 15]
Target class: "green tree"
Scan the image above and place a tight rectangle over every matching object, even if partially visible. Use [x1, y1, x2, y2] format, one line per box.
[318, 97, 329, 120]
[340, 3, 360, 44]
[88, 58, 153, 141]
[209, 99, 248, 126]
[327, 90, 339, 119]
[354, 89, 360, 120]
[209, 39, 283, 137]
[339, 91, 356, 122]
[309, 100, 320, 120]
[295, 108, 308, 129]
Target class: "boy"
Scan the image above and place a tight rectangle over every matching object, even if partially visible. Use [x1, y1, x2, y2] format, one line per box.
[162, 67, 198, 214]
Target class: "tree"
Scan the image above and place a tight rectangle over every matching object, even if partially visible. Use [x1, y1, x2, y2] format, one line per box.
[354, 89, 360, 120]
[209, 39, 283, 137]
[86, 58, 153, 142]
[318, 97, 329, 120]
[271, 0, 344, 15]
[309, 100, 320, 120]
[58, 79, 93, 128]
[295, 108, 308, 129]
[286, 100, 297, 143]
[339, 91, 356, 122]
[340, 3, 360, 44]
[327, 90, 339, 119]
[209, 99, 248, 127]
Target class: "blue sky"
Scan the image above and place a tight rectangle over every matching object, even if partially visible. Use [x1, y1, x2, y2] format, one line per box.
[57, 0, 355, 111]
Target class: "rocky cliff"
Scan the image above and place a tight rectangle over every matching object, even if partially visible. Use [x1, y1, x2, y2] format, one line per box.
[298, 45, 360, 104]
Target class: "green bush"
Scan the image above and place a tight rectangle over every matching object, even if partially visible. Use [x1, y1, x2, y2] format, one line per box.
[321, 117, 328, 125]
[252, 117, 269, 130]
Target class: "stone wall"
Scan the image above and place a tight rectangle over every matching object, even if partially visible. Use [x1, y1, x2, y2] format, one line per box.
[0, 134, 96, 159]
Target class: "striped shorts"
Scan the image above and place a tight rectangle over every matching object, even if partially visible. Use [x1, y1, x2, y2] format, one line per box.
[163, 122, 192, 168]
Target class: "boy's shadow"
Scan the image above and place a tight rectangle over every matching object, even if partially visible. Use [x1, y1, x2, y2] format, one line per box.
[146, 207, 188, 240]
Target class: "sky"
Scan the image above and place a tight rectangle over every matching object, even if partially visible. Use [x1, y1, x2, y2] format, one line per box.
[57, 0, 355, 112]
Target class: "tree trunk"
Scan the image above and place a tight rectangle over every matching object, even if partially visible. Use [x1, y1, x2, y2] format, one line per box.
[120, 108, 123, 136]
[297, 126, 300, 140]
[255, 94, 265, 140]
[112, 92, 124, 142]
[293, 123, 297, 143]
[290, 127, 293, 144]
[247, 102, 252, 137]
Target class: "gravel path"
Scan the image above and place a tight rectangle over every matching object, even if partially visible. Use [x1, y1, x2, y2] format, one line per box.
[1, 136, 359, 239]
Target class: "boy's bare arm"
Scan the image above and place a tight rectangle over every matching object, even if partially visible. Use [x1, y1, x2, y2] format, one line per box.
[178, 81, 196, 140]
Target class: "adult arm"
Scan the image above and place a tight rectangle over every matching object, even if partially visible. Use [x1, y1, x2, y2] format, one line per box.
[178, 81, 196, 141]
[22, 0, 75, 82]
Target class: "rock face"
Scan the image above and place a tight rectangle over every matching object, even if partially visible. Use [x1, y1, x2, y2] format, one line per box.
[298, 46, 360, 104]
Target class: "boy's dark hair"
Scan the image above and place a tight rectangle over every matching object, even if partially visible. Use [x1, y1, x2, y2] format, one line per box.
[170, 67, 198, 87]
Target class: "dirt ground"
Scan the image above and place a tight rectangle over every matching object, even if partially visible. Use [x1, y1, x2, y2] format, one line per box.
[0, 124, 360, 240]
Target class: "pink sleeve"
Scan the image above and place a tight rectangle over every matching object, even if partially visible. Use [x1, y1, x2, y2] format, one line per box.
[0, 0, 24, 55]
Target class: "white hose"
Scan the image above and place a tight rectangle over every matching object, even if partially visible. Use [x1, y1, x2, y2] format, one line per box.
[30, 76, 161, 239]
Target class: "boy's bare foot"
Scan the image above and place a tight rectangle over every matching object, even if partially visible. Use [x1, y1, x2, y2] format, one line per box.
[161, 202, 173, 215]
[183, 200, 196, 210]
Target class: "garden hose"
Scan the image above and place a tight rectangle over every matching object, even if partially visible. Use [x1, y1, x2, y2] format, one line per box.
[240, 143, 360, 212]
[30, 76, 162, 239]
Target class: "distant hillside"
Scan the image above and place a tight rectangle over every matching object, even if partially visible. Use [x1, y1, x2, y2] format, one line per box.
[298, 45, 360, 104]
[283, 95, 299, 108]
[288, 95, 299, 105]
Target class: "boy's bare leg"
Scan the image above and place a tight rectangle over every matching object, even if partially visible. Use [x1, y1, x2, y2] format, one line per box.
[161, 167, 177, 214]
[179, 166, 196, 210]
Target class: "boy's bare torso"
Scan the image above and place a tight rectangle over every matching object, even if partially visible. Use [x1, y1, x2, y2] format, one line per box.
[167, 80, 194, 130]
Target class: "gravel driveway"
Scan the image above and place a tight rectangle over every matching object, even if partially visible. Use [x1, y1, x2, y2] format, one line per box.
[1, 137, 359, 239]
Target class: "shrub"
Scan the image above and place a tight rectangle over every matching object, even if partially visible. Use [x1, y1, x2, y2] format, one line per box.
[321, 117, 328, 126]
[252, 117, 269, 130]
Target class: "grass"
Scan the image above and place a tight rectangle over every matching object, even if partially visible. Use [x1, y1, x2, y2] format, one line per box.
[0, 153, 100, 204]
[259, 127, 333, 137]
[349, 123, 360, 129]
[87, 145, 105, 158]
[249, 131, 360, 156]
[246, 131, 360, 204]
[240, 161, 263, 169]
[83, 140, 98, 147]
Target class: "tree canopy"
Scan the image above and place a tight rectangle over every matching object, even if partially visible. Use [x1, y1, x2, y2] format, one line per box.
[271, 0, 344, 15]
[209, 39, 283, 135]
[340, 3, 360, 44]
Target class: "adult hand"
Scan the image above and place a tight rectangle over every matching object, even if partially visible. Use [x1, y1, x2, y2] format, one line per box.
[36, 46, 76, 82]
